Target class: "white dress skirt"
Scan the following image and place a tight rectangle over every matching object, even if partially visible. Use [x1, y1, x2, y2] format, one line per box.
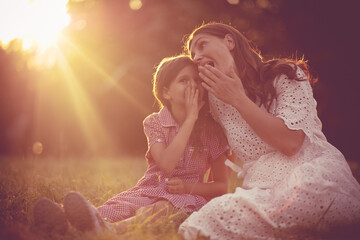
[179, 68, 360, 239]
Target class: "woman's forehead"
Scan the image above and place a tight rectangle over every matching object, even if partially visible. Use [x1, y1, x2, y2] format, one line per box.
[190, 33, 208, 47]
[189, 33, 211, 57]
[190, 33, 222, 50]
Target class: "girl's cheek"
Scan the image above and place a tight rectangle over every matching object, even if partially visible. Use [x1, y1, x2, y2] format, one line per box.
[183, 87, 187, 98]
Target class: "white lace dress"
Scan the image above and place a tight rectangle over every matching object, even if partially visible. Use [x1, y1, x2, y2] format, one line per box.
[179, 68, 360, 239]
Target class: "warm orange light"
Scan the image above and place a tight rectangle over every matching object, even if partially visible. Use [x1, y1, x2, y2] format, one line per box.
[0, 0, 70, 67]
[32, 141, 44, 155]
[227, 0, 239, 5]
[129, 0, 142, 10]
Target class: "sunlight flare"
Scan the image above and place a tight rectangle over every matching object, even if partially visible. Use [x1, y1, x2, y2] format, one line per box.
[32, 141, 44, 155]
[129, 0, 142, 10]
[55, 50, 116, 154]
[0, 0, 70, 67]
[61, 37, 150, 114]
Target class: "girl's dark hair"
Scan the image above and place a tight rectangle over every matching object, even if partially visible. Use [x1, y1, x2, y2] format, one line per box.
[153, 55, 224, 151]
[185, 22, 317, 110]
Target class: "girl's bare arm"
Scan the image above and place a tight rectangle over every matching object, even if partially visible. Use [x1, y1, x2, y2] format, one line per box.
[167, 153, 228, 197]
[151, 84, 203, 174]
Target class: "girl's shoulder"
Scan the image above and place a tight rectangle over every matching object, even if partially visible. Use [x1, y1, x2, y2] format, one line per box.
[143, 112, 160, 128]
[143, 107, 177, 128]
[144, 111, 160, 123]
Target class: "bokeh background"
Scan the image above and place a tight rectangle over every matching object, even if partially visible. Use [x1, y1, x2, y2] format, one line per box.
[0, 0, 359, 161]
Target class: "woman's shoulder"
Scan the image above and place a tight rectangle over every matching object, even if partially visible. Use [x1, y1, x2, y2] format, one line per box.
[272, 64, 309, 88]
[270, 58, 315, 84]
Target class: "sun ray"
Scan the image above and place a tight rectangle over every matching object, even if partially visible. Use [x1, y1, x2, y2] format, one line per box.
[0, 0, 70, 68]
[55, 48, 116, 154]
[60, 36, 150, 114]
[1, 0, 149, 156]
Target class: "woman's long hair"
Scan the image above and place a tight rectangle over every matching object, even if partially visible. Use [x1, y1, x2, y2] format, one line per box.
[185, 22, 317, 110]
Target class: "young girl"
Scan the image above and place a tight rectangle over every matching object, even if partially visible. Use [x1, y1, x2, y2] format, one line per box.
[178, 22, 360, 239]
[33, 55, 229, 235]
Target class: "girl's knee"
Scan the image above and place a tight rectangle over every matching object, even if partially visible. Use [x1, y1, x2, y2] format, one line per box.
[153, 200, 171, 212]
[135, 200, 174, 218]
[136, 205, 153, 216]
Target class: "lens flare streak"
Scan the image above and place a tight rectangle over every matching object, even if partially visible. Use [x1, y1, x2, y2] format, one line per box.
[0, 0, 70, 67]
[56, 50, 116, 153]
[61, 37, 150, 114]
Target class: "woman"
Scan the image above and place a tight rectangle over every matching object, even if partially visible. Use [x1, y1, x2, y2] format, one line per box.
[178, 22, 360, 240]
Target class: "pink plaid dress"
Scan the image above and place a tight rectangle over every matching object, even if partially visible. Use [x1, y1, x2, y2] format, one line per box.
[97, 107, 229, 223]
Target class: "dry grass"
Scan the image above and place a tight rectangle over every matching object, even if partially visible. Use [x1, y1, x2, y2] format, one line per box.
[0, 156, 358, 240]
[0, 156, 207, 240]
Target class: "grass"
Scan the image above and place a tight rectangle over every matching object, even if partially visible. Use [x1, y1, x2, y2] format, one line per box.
[0, 156, 216, 240]
[0, 156, 359, 240]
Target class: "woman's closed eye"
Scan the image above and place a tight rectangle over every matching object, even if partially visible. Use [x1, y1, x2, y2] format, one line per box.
[198, 41, 206, 50]
[191, 41, 206, 58]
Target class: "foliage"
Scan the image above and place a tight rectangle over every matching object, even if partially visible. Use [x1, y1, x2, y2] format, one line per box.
[0, 0, 359, 160]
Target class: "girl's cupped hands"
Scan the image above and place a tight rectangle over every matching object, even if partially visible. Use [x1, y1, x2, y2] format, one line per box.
[185, 81, 205, 121]
[199, 64, 245, 106]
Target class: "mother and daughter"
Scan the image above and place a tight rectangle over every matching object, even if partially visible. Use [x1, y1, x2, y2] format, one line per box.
[33, 54, 230, 235]
[33, 23, 360, 239]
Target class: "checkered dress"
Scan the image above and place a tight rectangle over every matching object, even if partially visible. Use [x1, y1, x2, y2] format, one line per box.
[97, 107, 229, 223]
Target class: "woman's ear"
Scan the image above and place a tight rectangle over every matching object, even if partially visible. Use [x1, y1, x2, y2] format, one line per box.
[224, 34, 235, 51]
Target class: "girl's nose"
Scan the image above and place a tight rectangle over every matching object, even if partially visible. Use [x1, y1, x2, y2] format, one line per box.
[189, 79, 196, 89]
[190, 79, 202, 91]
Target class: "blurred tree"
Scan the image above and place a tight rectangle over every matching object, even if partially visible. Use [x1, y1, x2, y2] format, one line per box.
[0, 0, 358, 160]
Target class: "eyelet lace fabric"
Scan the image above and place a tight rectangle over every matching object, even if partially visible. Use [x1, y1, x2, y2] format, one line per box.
[179, 67, 360, 240]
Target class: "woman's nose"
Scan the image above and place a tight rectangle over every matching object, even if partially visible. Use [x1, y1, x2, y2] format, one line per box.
[193, 53, 202, 64]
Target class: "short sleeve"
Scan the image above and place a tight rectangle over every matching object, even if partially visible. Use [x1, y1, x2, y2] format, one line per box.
[207, 128, 229, 163]
[273, 67, 320, 143]
[143, 114, 166, 148]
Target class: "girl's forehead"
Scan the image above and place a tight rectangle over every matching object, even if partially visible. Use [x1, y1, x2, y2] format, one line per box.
[173, 66, 195, 81]
[177, 65, 197, 75]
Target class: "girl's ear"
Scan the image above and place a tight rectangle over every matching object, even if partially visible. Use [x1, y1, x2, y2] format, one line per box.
[162, 87, 170, 100]
[224, 34, 235, 51]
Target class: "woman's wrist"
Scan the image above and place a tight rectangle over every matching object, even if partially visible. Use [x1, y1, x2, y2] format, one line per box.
[232, 94, 250, 113]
